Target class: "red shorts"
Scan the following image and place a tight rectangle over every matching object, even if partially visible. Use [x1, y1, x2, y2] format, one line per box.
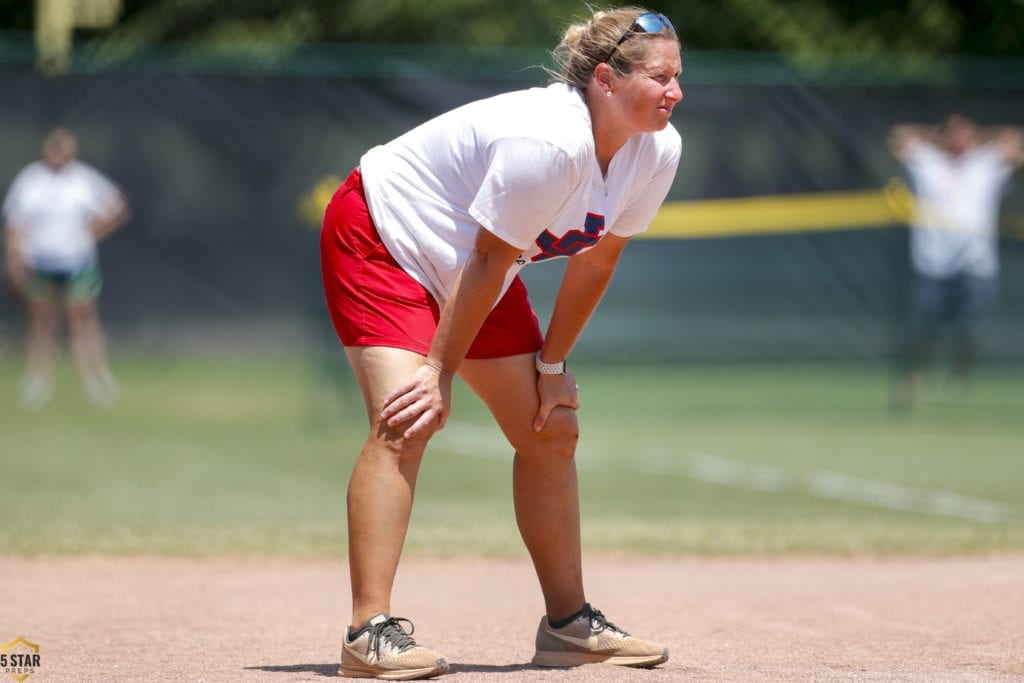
[320, 168, 544, 359]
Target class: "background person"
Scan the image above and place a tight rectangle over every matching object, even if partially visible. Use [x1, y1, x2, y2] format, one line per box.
[3, 127, 130, 409]
[888, 115, 1024, 407]
[320, 7, 682, 679]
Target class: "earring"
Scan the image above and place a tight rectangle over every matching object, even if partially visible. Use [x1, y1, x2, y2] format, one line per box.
[606, 91, 612, 97]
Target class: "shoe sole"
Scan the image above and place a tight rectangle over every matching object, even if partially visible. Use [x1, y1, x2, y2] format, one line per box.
[532, 647, 669, 669]
[339, 659, 450, 680]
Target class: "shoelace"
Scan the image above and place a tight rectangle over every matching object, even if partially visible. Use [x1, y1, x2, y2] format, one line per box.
[586, 605, 629, 636]
[368, 616, 417, 656]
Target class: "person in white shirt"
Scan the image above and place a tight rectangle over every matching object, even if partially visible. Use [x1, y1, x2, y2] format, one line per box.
[889, 115, 1023, 407]
[3, 128, 129, 409]
[320, 8, 681, 679]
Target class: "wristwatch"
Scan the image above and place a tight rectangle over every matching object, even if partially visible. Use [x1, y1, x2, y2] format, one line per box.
[535, 352, 566, 375]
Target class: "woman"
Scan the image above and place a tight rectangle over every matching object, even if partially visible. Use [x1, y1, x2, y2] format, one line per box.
[321, 7, 682, 679]
[3, 128, 129, 409]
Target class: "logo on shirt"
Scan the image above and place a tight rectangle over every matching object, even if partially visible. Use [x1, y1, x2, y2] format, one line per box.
[531, 213, 606, 262]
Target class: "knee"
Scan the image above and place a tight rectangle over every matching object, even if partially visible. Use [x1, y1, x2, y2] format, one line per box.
[67, 305, 98, 334]
[372, 419, 439, 463]
[29, 303, 58, 329]
[520, 407, 579, 461]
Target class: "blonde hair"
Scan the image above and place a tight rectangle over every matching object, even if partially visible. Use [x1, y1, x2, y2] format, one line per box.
[549, 6, 679, 88]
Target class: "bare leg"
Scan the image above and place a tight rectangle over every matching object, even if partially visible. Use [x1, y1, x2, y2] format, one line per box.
[343, 346, 438, 628]
[511, 432, 584, 620]
[26, 296, 59, 377]
[459, 353, 585, 621]
[21, 295, 60, 408]
[67, 300, 118, 405]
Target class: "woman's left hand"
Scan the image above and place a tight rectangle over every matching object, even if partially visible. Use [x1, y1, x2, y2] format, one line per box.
[533, 368, 579, 432]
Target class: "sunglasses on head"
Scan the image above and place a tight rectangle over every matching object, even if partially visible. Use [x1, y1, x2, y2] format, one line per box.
[606, 12, 675, 61]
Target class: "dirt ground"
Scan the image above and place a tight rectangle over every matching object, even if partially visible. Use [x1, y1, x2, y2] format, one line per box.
[1, 555, 1022, 682]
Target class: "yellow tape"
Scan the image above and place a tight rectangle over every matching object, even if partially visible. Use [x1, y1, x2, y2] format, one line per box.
[642, 179, 915, 239]
[299, 174, 1020, 241]
[1006, 216, 1024, 240]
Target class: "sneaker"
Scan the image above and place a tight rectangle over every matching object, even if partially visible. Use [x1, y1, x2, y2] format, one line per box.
[340, 614, 449, 680]
[532, 603, 668, 669]
[83, 369, 120, 409]
[19, 373, 54, 411]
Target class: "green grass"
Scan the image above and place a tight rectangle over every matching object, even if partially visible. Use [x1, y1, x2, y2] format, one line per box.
[2, 355, 1023, 557]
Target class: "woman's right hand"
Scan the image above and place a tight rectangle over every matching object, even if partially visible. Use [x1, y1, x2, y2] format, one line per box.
[380, 361, 453, 439]
[4, 249, 27, 294]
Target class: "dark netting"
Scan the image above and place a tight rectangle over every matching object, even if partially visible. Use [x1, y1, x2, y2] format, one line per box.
[0, 46, 1021, 365]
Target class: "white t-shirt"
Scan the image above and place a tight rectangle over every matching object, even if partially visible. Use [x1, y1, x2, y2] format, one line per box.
[3, 159, 121, 273]
[903, 140, 1012, 278]
[360, 82, 682, 304]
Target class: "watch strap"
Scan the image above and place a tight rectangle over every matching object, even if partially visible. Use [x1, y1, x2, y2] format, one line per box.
[535, 353, 566, 375]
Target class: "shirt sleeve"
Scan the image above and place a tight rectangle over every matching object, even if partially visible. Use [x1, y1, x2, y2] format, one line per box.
[903, 139, 942, 176]
[80, 164, 122, 218]
[978, 143, 1014, 182]
[2, 168, 30, 227]
[469, 137, 585, 250]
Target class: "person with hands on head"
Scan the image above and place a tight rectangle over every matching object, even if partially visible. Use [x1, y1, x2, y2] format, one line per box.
[320, 6, 682, 679]
[888, 115, 1024, 408]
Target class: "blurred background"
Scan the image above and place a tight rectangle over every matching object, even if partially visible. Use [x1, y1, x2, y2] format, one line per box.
[1, 0, 1022, 366]
[1, 1, 1022, 556]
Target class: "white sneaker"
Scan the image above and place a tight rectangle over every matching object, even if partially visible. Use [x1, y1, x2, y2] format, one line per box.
[19, 374, 54, 411]
[533, 603, 668, 668]
[84, 369, 120, 408]
[340, 614, 449, 680]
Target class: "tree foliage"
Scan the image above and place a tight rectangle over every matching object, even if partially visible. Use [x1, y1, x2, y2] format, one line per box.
[1, 0, 1022, 57]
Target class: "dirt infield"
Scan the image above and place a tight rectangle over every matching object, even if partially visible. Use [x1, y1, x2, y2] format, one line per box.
[1, 555, 1022, 681]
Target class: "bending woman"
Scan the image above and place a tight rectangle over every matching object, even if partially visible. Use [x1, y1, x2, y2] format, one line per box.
[321, 6, 683, 679]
